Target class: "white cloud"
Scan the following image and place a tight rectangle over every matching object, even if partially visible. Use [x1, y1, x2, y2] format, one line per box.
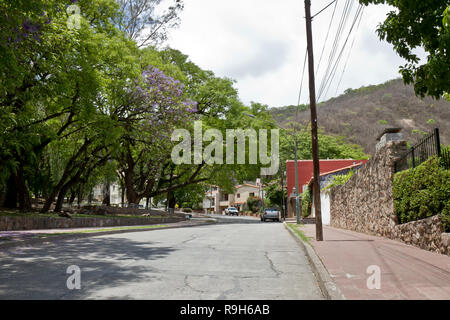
[166, 0, 425, 108]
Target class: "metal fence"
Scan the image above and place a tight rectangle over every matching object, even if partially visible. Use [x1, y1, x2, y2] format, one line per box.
[394, 128, 449, 173]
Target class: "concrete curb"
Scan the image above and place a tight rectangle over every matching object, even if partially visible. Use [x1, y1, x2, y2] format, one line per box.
[284, 222, 346, 300]
[0, 220, 217, 254]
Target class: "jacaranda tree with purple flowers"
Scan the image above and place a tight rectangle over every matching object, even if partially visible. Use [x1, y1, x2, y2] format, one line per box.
[113, 66, 199, 204]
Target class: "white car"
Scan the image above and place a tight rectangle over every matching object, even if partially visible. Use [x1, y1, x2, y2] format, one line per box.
[224, 207, 239, 216]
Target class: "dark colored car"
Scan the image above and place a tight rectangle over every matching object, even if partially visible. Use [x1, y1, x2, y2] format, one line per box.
[261, 208, 280, 222]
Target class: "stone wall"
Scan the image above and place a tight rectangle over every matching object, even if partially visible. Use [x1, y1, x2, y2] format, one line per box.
[0, 215, 186, 231]
[330, 140, 449, 255]
[393, 215, 448, 255]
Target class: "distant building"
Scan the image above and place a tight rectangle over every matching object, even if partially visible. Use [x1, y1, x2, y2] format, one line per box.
[286, 159, 368, 218]
[92, 182, 124, 206]
[307, 162, 365, 225]
[203, 182, 263, 214]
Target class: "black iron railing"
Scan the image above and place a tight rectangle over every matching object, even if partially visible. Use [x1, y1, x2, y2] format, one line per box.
[394, 128, 449, 173]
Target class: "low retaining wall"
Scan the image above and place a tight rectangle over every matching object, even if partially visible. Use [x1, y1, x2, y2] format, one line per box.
[0, 215, 186, 231]
[330, 141, 449, 256]
[393, 215, 448, 255]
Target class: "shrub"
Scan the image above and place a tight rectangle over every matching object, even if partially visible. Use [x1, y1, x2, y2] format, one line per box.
[247, 196, 261, 213]
[381, 93, 392, 100]
[323, 170, 354, 192]
[393, 157, 450, 231]
[301, 187, 312, 218]
[182, 208, 192, 213]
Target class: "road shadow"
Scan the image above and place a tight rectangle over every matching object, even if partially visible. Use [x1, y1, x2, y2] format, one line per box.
[0, 236, 176, 299]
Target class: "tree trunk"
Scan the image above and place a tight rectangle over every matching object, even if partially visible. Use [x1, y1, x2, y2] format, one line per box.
[102, 182, 110, 206]
[121, 186, 125, 208]
[88, 188, 93, 205]
[69, 189, 76, 206]
[167, 191, 176, 209]
[4, 174, 17, 208]
[77, 184, 83, 208]
[41, 189, 59, 213]
[16, 162, 32, 211]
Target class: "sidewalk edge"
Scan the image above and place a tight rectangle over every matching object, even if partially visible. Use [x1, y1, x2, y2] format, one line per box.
[284, 222, 346, 300]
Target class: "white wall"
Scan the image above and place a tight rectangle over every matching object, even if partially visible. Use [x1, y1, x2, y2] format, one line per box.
[311, 192, 330, 225]
[321, 193, 330, 225]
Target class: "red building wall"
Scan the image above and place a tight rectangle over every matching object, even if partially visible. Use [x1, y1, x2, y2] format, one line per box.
[286, 159, 368, 196]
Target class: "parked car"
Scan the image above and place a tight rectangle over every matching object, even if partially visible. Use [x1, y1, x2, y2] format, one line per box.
[261, 208, 280, 222]
[224, 207, 239, 216]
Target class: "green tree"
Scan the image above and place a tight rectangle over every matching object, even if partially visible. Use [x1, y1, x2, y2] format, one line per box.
[359, 1, 450, 99]
[0, 0, 136, 211]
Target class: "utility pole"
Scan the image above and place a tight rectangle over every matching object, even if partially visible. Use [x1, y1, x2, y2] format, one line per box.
[305, 0, 323, 241]
[294, 139, 301, 224]
[280, 164, 285, 220]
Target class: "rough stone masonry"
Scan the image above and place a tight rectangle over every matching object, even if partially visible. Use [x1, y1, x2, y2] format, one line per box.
[329, 139, 449, 256]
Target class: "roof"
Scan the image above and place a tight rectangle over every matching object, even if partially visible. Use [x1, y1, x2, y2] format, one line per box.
[285, 159, 359, 163]
[235, 184, 259, 189]
[285, 159, 368, 196]
[307, 163, 363, 187]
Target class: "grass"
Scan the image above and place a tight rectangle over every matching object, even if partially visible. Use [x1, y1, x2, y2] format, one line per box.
[36, 225, 170, 237]
[287, 223, 311, 244]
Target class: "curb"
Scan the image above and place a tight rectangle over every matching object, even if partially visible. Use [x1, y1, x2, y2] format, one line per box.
[284, 222, 346, 300]
[0, 220, 217, 254]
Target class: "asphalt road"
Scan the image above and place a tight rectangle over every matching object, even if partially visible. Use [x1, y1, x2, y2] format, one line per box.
[0, 222, 323, 299]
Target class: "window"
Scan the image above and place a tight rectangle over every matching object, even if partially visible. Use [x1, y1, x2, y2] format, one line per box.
[250, 193, 255, 197]
[237, 194, 240, 198]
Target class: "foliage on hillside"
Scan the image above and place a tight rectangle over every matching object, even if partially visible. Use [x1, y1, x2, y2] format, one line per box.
[270, 79, 450, 154]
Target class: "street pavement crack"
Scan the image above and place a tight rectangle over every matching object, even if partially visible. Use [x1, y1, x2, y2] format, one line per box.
[180, 234, 198, 246]
[217, 278, 242, 300]
[265, 251, 282, 277]
[184, 275, 206, 294]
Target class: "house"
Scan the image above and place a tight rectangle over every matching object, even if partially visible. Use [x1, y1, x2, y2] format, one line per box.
[286, 159, 368, 218]
[92, 182, 128, 206]
[202, 182, 262, 214]
[307, 162, 365, 225]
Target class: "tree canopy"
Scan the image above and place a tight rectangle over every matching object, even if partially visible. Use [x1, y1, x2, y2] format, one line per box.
[359, 1, 450, 99]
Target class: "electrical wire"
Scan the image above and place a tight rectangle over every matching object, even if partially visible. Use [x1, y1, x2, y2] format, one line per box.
[333, 6, 364, 98]
[317, 0, 353, 100]
[311, 0, 338, 19]
[320, 4, 364, 101]
[315, 0, 339, 77]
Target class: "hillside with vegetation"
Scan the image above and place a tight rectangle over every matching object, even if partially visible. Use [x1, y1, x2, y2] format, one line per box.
[270, 79, 450, 154]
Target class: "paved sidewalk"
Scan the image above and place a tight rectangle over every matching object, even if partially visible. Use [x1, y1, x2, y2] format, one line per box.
[302, 225, 450, 300]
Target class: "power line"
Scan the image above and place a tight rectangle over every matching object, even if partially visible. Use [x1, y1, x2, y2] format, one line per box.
[318, 0, 353, 98]
[317, 0, 353, 100]
[320, 4, 364, 101]
[315, 0, 338, 77]
[333, 6, 364, 97]
[296, 48, 308, 110]
[311, 0, 338, 19]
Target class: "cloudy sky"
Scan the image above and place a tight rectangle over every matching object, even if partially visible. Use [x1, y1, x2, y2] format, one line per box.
[166, 0, 424, 108]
